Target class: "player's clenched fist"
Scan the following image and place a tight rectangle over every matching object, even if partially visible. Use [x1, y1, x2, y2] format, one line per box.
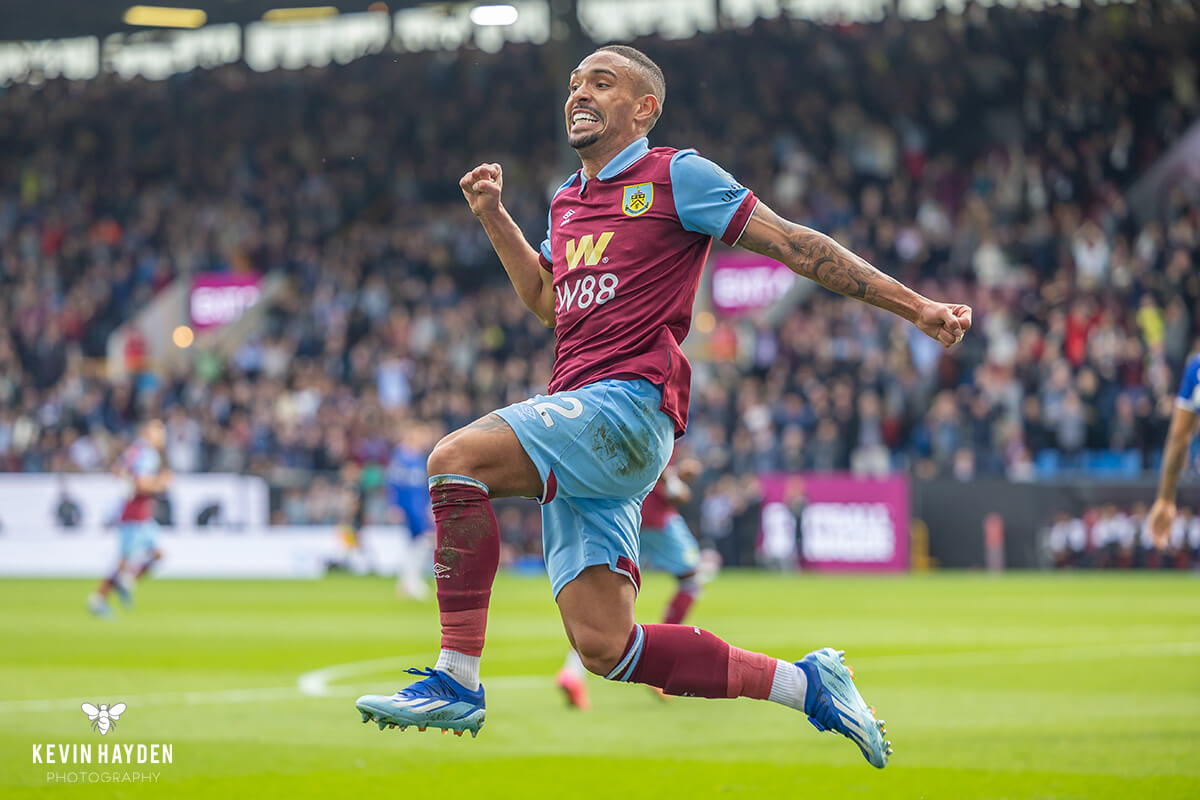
[1146, 498, 1175, 549]
[460, 163, 503, 217]
[916, 302, 973, 349]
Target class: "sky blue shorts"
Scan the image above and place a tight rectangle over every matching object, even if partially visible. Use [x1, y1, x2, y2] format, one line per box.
[494, 378, 674, 598]
[119, 521, 160, 560]
[640, 514, 701, 577]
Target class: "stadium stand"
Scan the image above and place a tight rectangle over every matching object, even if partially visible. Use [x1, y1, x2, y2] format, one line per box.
[1, 2, 1198, 551]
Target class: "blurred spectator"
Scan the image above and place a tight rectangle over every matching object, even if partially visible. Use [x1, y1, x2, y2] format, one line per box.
[1046, 503, 1199, 570]
[0, 2, 1198, 546]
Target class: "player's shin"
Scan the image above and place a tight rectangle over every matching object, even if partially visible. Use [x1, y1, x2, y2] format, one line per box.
[428, 475, 500, 691]
[605, 624, 804, 706]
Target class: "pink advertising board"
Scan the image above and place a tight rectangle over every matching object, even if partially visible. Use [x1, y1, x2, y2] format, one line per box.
[758, 473, 909, 572]
[190, 273, 262, 330]
[709, 252, 797, 316]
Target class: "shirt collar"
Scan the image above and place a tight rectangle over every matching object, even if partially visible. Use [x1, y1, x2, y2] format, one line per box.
[579, 137, 650, 188]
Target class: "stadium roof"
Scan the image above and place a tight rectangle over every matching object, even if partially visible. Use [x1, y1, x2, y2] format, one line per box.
[0, 1, 421, 42]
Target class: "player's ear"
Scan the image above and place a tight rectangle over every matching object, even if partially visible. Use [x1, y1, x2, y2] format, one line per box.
[634, 94, 659, 130]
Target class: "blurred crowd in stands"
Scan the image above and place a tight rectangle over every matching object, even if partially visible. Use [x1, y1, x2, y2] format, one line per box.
[1, 1, 1199, 558]
[1046, 504, 1200, 569]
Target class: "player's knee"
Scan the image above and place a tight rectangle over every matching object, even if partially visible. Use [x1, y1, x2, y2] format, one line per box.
[573, 628, 630, 677]
[427, 433, 472, 478]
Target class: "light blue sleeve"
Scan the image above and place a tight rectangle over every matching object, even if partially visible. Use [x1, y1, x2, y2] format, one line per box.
[540, 174, 579, 268]
[669, 150, 756, 241]
[539, 206, 552, 265]
[1178, 355, 1200, 412]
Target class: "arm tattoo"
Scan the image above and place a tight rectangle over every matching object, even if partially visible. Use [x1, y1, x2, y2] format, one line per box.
[465, 413, 516, 435]
[739, 204, 910, 315]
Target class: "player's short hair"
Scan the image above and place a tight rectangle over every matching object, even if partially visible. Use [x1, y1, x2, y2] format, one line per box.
[594, 45, 666, 131]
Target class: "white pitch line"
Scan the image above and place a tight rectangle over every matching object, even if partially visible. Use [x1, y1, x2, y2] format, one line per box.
[296, 653, 433, 697]
[296, 654, 551, 697]
[307, 675, 551, 695]
[0, 658, 550, 714]
[4, 641, 1197, 714]
[0, 686, 299, 714]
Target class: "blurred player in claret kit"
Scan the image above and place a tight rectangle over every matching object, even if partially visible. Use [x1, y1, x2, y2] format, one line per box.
[388, 424, 436, 599]
[356, 45, 971, 766]
[88, 419, 170, 618]
[1147, 351, 1200, 548]
[556, 456, 709, 709]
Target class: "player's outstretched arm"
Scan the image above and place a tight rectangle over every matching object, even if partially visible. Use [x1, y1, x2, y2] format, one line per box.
[737, 202, 971, 348]
[461, 163, 556, 327]
[1148, 404, 1199, 546]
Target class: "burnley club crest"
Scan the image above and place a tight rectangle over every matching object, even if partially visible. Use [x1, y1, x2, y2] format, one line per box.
[622, 183, 653, 217]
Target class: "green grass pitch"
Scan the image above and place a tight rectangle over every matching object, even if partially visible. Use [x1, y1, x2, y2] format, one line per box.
[1, 571, 1198, 799]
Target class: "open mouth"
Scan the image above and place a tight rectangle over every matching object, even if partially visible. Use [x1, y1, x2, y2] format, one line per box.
[569, 107, 601, 133]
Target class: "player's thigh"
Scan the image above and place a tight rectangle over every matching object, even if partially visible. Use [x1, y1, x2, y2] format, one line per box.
[428, 413, 542, 498]
[496, 379, 674, 502]
[556, 563, 636, 657]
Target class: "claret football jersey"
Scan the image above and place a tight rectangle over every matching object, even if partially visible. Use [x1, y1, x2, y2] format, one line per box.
[118, 439, 162, 522]
[640, 478, 676, 529]
[538, 137, 758, 435]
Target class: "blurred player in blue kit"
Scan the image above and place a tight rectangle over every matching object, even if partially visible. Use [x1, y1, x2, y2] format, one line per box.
[88, 419, 170, 617]
[388, 424, 436, 599]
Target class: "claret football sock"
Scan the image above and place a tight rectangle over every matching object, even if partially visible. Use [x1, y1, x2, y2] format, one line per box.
[428, 474, 499, 690]
[662, 578, 701, 625]
[608, 623, 784, 701]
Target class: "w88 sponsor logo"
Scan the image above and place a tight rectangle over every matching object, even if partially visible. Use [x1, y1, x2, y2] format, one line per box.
[555, 273, 619, 313]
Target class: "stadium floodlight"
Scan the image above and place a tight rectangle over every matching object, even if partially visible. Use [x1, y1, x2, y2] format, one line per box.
[469, 4, 519, 26]
[122, 5, 207, 28]
[263, 6, 340, 23]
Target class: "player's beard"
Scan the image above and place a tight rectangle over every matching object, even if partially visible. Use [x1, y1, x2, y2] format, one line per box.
[569, 130, 603, 151]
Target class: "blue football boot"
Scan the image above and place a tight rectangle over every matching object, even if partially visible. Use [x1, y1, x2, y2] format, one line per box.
[355, 668, 485, 737]
[797, 647, 891, 768]
[86, 592, 113, 619]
